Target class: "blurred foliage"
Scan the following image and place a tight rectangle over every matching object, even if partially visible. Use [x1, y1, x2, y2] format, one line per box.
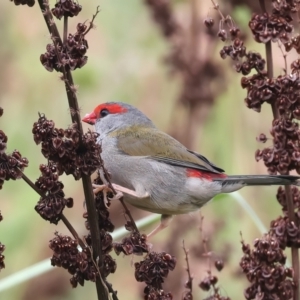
[0, 0, 290, 299]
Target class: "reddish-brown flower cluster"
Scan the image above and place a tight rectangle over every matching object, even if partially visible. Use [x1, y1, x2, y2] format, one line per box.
[219, 33, 268, 111]
[0, 110, 28, 189]
[182, 281, 192, 300]
[249, 12, 292, 44]
[0, 130, 7, 153]
[49, 233, 109, 287]
[0, 149, 28, 189]
[135, 252, 176, 300]
[199, 274, 218, 291]
[215, 3, 300, 176]
[9, 0, 34, 7]
[217, 6, 300, 116]
[277, 72, 300, 117]
[255, 118, 300, 174]
[202, 294, 230, 300]
[84, 232, 116, 278]
[198, 261, 229, 300]
[242, 73, 277, 113]
[277, 186, 300, 213]
[268, 186, 300, 248]
[245, 69, 300, 115]
[32, 114, 101, 180]
[40, 22, 88, 72]
[211, 1, 300, 299]
[239, 62, 300, 116]
[270, 215, 300, 248]
[51, 0, 82, 20]
[285, 35, 300, 54]
[236, 51, 265, 76]
[113, 223, 149, 256]
[35, 163, 73, 224]
[0, 242, 5, 271]
[240, 235, 294, 300]
[219, 38, 246, 60]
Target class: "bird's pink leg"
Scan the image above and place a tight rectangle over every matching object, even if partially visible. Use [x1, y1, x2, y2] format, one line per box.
[92, 183, 144, 202]
[111, 183, 142, 198]
[147, 214, 173, 239]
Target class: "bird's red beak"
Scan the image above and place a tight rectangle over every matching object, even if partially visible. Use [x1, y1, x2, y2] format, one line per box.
[82, 111, 97, 125]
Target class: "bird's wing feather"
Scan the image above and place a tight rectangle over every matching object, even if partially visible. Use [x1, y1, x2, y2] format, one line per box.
[111, 126, 225, 174]
[187, 150, 224, 172]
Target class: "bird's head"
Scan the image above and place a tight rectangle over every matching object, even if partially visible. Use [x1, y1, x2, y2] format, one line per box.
[82, 102, 155, 135]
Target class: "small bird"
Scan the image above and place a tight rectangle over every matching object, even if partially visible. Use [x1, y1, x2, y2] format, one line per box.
[82, 102, 300, 237]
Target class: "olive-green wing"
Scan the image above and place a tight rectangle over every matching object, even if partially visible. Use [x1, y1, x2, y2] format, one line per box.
[111, 126, 225, 174]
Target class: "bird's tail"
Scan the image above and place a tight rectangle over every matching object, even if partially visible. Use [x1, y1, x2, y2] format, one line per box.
[213, 175, 300, 193]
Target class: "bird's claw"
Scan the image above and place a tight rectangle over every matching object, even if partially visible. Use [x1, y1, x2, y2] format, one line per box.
[108, 190, 123, 201]
[92, 183, 113, 208]
[92, 183, 112, 195]
[92, 184, 124, 207]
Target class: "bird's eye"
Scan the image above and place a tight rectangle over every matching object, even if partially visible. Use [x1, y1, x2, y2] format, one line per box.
[100, 109, 109, 118]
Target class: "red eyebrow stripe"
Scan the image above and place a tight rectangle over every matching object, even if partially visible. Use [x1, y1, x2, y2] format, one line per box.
[186, 169, 227, 180]
[94, 103, 128, 115]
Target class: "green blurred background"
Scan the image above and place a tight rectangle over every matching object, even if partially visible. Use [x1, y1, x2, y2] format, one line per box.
[0, 0, 290, 299]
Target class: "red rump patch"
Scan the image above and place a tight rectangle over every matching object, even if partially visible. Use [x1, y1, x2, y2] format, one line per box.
[186, 169, 227, 181]
[94, 103, 128, 117]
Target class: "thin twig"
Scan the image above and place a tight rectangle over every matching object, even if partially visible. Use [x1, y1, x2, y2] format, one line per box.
[60, 215, 85, 248]
[211, 0, 225, 20]
[277, 41, 288, 75]
[105, 281, 119, 300]
[199, 213, 211, 270]
[21, 172, 43, 195]
[118, 198, 139, 232]
[182, 240, 193, 296]
[84, 6, 100, 36]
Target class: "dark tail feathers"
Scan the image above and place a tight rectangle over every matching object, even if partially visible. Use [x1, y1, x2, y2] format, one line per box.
[214, 175, 300, 187]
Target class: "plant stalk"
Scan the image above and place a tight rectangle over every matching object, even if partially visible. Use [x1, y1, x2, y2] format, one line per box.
[36, 1, 107, 298]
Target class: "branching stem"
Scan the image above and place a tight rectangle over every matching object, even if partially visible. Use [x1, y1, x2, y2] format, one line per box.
[36, 1, 107, 298]
[21, 171, 86, 249]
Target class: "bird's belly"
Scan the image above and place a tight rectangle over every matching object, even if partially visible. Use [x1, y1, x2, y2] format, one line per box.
[122, 193, 200, 215]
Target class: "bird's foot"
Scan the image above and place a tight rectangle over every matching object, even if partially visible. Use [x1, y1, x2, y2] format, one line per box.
[92, 183, 112, 195]
[92, 183, 113, 208]
[108, 190, 123, 201]
[93, 183, 128, 206]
